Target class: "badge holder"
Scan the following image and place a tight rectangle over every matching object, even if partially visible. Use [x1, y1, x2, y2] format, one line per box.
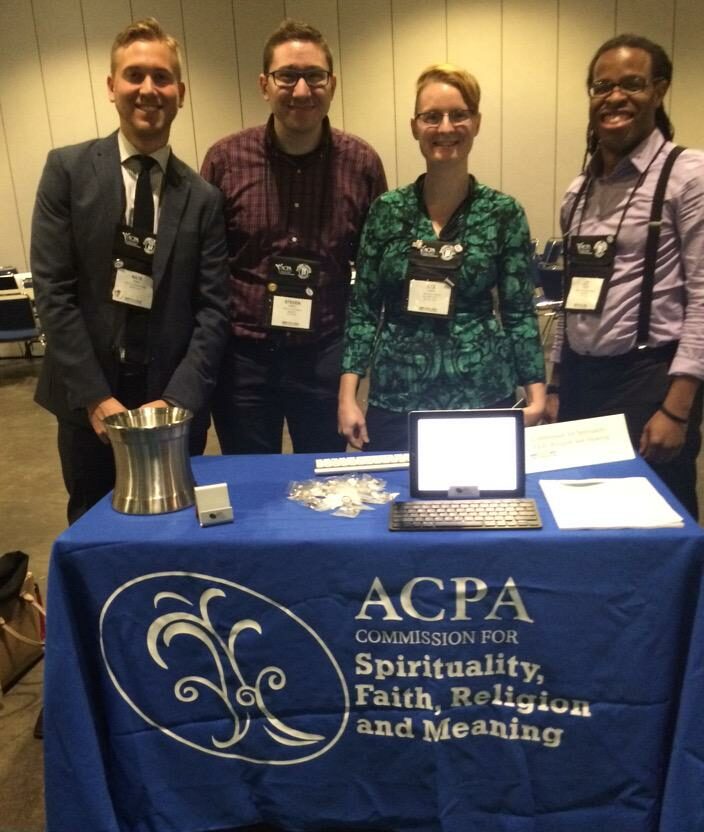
[266, 255, 319, 332]
[111, 224, 157, 310]
[564, 235, 614, 314]
[403, 240, 463, 319]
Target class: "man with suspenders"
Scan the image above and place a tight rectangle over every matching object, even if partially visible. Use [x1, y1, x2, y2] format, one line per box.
[548, 34, 704, 518]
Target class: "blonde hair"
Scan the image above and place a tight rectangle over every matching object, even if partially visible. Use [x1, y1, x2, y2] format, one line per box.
[415, 64, 480, 114]
[111, 18, 182, 81]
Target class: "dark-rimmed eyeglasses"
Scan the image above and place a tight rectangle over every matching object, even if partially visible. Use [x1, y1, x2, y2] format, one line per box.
[266, 68, 332, 89]
[414, 109, 474, 126]
[588, 75, 661, 98]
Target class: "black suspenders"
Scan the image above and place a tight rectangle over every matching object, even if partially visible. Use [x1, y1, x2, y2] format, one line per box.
[637, 145, 686, 347]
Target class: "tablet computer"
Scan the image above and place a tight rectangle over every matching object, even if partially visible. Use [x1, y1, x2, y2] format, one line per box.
[408, 408, 525, 499]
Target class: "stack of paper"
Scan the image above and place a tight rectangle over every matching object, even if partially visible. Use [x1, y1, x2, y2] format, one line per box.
[540, 477, 683, 529]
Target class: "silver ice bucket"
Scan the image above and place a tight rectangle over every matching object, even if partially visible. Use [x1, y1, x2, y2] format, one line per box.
[103, 407, 195, 515]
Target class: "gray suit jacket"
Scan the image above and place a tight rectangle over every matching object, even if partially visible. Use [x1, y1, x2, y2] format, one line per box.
[31, 132, 229, 424]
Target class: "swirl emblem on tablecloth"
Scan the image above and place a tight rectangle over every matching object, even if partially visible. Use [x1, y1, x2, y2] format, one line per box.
[100, 572, 349, 764]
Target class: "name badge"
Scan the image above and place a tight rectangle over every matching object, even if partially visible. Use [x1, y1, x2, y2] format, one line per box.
[112, 268, 154, 310]
[564, 276, 605, 311]
[269, 292, 313, 330]
[406, 277, 454, 316]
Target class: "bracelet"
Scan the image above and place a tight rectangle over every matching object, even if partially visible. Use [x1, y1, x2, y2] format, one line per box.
[659, 404, 689, 425]
[546, 384, 560, 395]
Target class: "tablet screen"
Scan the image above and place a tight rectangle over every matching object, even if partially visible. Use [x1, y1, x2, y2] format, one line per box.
[409, 409, 525, 499]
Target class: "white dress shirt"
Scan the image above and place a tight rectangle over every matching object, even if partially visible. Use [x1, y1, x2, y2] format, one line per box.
[117, 131, 171, 233]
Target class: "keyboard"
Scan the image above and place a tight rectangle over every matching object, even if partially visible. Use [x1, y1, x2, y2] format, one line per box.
[389, 498, 542, 531]
[314, 452, 410, 475]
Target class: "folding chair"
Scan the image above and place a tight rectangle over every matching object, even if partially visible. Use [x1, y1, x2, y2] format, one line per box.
[0, 295, 41, 358]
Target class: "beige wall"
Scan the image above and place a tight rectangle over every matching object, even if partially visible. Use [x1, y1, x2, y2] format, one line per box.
[1, 0, 703, 271]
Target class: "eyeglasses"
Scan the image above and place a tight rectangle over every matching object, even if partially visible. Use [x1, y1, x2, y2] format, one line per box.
[415, 109, 474, 126]
[588, 75, 660, 98]
[266, 68, 332, 89]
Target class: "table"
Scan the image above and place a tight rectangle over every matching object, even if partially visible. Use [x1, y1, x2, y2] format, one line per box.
[44, 454, 704, 832]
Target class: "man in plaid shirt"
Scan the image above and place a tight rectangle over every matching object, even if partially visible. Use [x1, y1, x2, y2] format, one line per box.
[202, 19, 386, 455]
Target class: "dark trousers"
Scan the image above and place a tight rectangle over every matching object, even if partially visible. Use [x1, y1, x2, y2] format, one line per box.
[57, 369, 209, 524]
[559, 342, 702, 519]
[212, 336, 346, 455]
[364, 406, 410, 452]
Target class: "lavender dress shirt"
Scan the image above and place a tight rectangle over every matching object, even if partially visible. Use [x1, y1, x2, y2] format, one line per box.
[551, 129, 704, 381]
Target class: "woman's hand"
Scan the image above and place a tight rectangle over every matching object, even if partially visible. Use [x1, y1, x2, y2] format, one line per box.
[338, 373, 369, 449]
[522, 381, 547, 427]
[522, 401, 545, 427]
[338, 400, 368, 449]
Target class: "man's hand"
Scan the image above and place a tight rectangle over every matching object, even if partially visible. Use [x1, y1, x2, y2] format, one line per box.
[544, 392, 560, 423]
[639, 409, 687, 464]
[86, 396, 127, 443]
[640, 375, 699, 463]
[140, 399, 170, 410]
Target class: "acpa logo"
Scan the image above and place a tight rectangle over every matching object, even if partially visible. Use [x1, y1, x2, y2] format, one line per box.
[100, 572, 349, 764]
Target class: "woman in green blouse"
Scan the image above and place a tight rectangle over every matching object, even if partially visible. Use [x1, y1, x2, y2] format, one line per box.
[338, 63, 546, 450]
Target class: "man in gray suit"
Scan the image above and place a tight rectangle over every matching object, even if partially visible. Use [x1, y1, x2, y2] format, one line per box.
[31, 18, 229, 523]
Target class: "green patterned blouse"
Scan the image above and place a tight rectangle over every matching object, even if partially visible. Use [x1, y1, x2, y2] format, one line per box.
[341, 177, 545, 412]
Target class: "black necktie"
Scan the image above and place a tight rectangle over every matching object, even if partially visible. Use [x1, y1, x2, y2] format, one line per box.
[132, 155, 156, 231]
[121, 155, 156, 369]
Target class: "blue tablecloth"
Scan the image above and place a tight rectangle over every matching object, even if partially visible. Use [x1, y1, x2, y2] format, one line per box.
[44, 454, 704, 831]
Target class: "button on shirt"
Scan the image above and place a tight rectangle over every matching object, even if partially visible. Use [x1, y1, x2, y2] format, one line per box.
[551, 129, 704, 380]
[201, 116, 387, 344]
[118, 132, 170, 232]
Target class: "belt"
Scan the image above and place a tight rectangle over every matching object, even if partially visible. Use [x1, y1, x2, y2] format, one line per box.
[565, 341, 678, 367]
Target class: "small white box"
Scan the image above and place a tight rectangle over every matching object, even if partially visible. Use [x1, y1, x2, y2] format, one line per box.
[194, 483, 233, 527]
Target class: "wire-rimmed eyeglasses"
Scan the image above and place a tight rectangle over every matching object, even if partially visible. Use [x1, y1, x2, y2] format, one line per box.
[588, 75, 662, 98]
[414, 109, 474, 126]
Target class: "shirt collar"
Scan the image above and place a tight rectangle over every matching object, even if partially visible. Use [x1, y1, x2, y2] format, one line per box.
[264, 114, 331, 163]
[117, 131, 171, 174]
[413, 173, 476, 240]
[590, 128, 668, 180]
